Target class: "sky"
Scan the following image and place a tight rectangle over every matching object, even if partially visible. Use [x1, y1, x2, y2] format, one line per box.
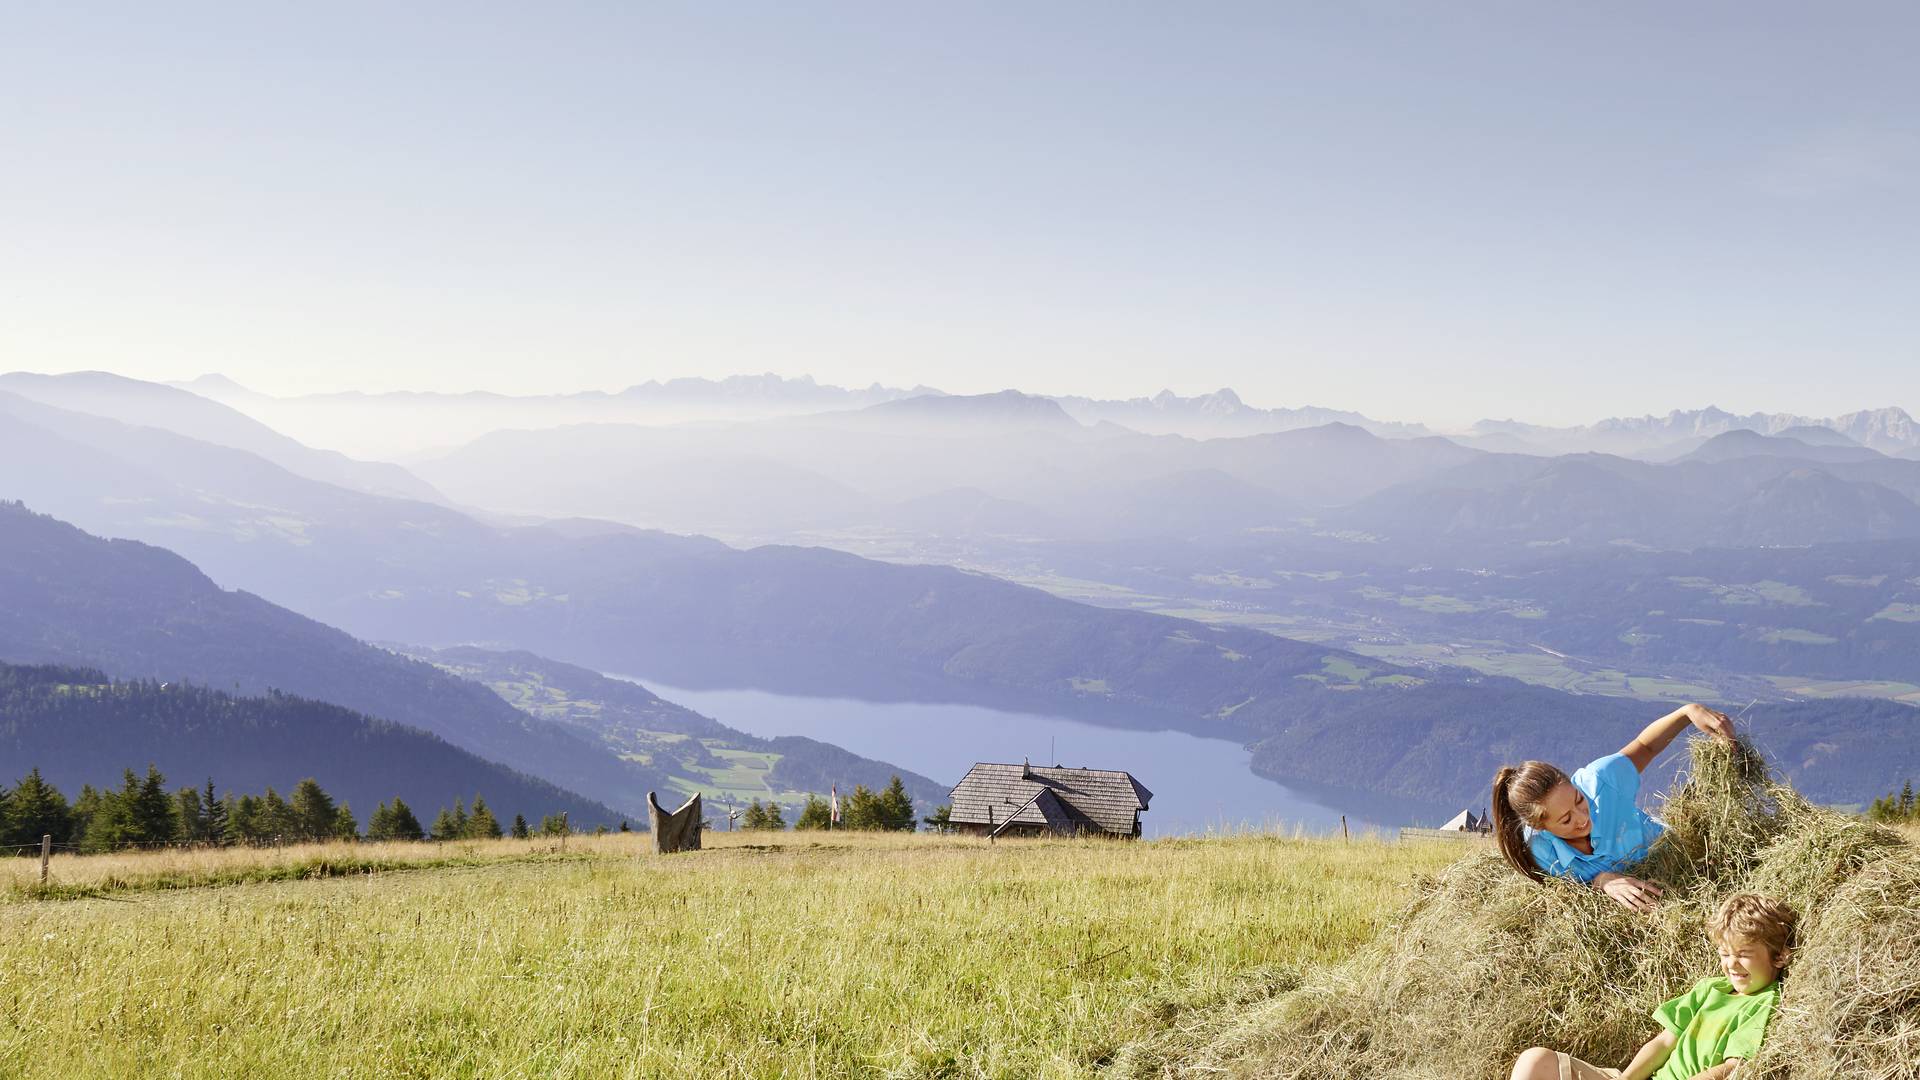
[2, 3, 1916, 429]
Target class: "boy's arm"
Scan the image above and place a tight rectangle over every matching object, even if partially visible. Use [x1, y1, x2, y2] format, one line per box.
[1618, 1031, 1677, 1080]
[1692, 1061, 1742, 1080]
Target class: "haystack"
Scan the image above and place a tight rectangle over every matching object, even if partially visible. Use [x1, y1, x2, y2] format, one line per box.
[1111, 739, 1920, 1079]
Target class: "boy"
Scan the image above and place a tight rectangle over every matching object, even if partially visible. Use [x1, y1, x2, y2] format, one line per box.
[1510, 893, 1796, 1080]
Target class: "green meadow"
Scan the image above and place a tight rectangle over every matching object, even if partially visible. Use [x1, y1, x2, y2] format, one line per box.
[0, 831, 1462, 1079]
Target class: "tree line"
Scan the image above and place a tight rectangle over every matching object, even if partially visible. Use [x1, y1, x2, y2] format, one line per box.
[737, 776, 944, 832]
[0, 765, 599, 853]
[1867, 780, 1918, 824]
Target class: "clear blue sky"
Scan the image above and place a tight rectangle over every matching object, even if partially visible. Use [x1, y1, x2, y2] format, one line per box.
[3, 3, 1915, 427]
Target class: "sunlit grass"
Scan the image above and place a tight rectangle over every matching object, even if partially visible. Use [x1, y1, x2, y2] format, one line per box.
[0, 830, 1461, 1079]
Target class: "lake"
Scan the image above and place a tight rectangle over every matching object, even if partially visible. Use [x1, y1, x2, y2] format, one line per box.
[622, 679, 1441, 838]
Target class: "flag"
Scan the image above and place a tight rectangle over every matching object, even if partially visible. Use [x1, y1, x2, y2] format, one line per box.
[830, 783, 840, 825]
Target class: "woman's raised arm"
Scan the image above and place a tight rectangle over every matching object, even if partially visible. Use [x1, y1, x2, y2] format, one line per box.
[1619, 703, 1736, 773]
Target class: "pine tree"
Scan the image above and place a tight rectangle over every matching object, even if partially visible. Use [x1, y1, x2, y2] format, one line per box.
[290, 779, 339, 842]
[764, 801, 786, 830]
[795, 794, 831, 830]
[2, 768, 72, 847]
[743, 799, 769, 830]
[877, 775, 915, 831]
[69, 784, 102, 844]
[82, 770, 141, 852]
[842, 784, 882, 830]
[261, 788, 294, 842]
[333, 803, 358, 841]
[538, 813, 570, 837]
[231, 793, 270, 844]
[174, 787, 205, 843]
[366, 801, 394, 840]
[386, 798, 425, 841]
[132, 765, 178, 844]
[466, 796, 503, 839]
[617, 819, 631, 833]
[203, 780, 228, 846]
[511, 813, 530, 840]
[1902, 781, 1916, 820]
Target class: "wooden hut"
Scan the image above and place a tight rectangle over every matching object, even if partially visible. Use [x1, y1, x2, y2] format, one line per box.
[948, 760, 1151, 839]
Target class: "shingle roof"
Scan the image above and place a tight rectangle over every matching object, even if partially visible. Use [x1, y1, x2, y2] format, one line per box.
[949, 762, 1152, 835]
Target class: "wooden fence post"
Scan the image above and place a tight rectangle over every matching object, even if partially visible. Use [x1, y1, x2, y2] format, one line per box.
[40, 834, 51, 884]
[1341, 816, 1349, 843]
[561, 812, 568, 852]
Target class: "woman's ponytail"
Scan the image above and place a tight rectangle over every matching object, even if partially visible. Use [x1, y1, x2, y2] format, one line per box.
[1491, 760, 1569, 883]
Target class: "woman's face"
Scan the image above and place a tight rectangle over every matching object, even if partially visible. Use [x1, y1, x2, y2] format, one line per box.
[1533, 780, 1592, 842]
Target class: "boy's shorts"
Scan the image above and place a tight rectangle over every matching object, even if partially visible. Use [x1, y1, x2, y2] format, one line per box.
[1556, 1052, 1622, 1080]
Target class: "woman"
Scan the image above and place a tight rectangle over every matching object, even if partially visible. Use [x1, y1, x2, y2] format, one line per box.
[1492, 702, 1736, 911]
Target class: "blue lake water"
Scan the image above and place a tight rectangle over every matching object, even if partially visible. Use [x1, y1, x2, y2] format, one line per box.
[620, 679, 1434, 838]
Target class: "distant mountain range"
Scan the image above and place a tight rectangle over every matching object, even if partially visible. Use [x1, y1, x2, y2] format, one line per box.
[7, 370, 1920, 810]
[1340, 430, 1920, 549]
[0, 371, 444, 501]
[1468, 405, 1920, 458]
[1053, 388, 1433, 440]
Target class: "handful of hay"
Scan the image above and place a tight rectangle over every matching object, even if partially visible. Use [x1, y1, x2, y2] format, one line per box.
[1113, 739, 1920, 1080]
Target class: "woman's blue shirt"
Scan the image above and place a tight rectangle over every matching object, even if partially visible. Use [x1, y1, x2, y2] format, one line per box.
[1525, 752, 1664, 884]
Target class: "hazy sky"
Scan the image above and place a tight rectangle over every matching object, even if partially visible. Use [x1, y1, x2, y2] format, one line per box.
[3, 3, 1916, 428]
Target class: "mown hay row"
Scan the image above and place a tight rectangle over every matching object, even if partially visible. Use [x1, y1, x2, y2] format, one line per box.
[1110, 739, 1920, 1080]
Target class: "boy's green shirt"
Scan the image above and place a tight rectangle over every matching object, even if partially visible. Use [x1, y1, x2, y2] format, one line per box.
[1651, 976, 1780, 1080]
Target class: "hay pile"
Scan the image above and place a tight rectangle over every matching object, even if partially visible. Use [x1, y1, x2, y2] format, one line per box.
[1111, 739, 1920, 1080]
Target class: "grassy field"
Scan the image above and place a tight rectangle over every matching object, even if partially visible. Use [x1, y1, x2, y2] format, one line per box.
[0, 831, 1459, 1079]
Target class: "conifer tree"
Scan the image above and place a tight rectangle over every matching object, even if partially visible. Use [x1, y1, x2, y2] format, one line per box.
[333, 803, 358, 841]
[842, 784, 882, 830]
[174, 787, 205, 843]
[2, 768, 72, 846]
[878, 775, 915, 831]
[261, 787, 294, 841]
[743, 799, 768, 830]
[69, 784, 101, 843]
[617, 819, 630, 833]
[366, 800, 394, 840]
[764, 800, 786, 830]
[133, 765, 178, 843]
[795, 794, 831, 830]
[386, 798, 425, 841]
[203, 779, 228, 845]
[82, 770, 142, 852]
[511, 813, 530, 839]
[466, 796, 502, 839]
[290, 779, 339, 842]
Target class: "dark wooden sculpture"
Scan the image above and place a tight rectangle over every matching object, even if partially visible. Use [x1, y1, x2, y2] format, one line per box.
[647, 790, 703, 853]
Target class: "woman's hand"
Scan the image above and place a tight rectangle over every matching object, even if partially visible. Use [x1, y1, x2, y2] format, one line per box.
[1594, 872, 1665, 912]
[1684, 703, 1736, 742]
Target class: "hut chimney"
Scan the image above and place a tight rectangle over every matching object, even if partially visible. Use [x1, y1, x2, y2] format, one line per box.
[1022, 756, 1033, 780]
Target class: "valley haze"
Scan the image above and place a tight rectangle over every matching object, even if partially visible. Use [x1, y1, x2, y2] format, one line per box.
[4, 368, 1917, 835]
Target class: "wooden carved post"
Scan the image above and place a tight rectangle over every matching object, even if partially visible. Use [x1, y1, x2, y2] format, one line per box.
[647, 791, 703, 854]
[40, 834, 51, 884]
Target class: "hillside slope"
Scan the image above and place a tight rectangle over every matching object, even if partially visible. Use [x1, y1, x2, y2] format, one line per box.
[0, 502, 669, 816]
[0, 661, 622, 826]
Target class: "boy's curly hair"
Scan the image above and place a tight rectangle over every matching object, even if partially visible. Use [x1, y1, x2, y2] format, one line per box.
[1708, 893, 1797, 959]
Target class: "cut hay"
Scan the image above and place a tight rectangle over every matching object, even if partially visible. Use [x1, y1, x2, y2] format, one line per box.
[1109, 738, 1920, 1080]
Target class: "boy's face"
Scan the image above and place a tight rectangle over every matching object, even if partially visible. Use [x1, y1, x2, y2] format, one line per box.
[1716, 933, 1787, 995]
